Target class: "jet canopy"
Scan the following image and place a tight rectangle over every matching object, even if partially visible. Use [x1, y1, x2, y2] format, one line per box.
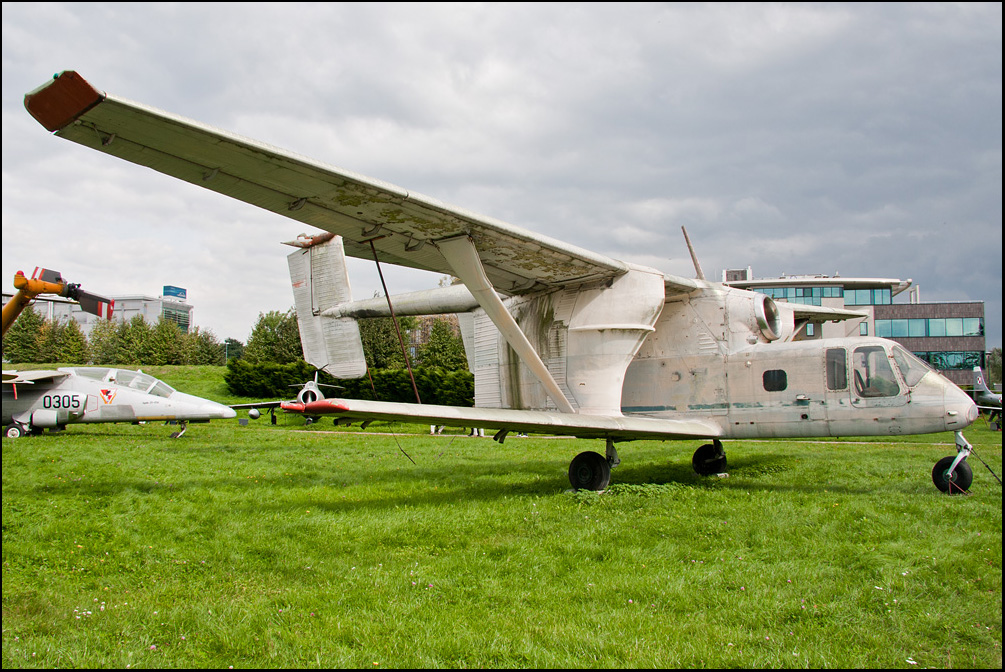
[63, 367, 176, 398]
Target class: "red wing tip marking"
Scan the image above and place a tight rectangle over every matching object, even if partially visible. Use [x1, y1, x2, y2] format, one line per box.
[24, 70, 104, 132]
[280, 402, 306, 413]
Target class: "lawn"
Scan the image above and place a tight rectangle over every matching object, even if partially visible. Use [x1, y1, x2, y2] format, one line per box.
[2, 366, 1001, 668]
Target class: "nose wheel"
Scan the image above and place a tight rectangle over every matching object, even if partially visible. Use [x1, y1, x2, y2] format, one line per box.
[932, 431, 974, 494]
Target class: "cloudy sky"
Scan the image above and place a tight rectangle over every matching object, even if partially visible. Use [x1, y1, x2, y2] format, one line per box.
[3, 3, 1001, 348]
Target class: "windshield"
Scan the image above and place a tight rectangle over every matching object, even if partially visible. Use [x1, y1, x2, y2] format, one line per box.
[892, 345, 933, 388]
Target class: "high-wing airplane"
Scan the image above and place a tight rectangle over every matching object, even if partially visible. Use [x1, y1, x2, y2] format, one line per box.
[3, 367, 236, 438]
[973, 366, 1002, 427]
[24, 71, 981, 493]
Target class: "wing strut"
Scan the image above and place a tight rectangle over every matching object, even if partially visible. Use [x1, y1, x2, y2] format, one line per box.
[438, 235, 576, 415]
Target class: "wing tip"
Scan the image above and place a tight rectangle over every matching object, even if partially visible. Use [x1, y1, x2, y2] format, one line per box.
[25, 70, 104, 132]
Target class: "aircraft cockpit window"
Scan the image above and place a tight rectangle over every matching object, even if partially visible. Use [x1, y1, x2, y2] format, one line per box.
[892, 346, 932, 388]
[826, 348, 848, 390]
[149, 381, 175, 398]
[114, 370, 139, 387]
[74, 367, 110, 381]
[130, 372, 157, 391]
[763, 369, 788, 392]
[852, 346, 900, 398]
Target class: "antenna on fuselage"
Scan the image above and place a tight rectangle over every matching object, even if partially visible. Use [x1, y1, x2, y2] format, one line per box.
[681, 227, 706, 281]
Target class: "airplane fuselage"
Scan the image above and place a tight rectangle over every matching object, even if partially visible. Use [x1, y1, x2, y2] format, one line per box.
[2, 367, 236, 434]
[623, 337, 977, 439]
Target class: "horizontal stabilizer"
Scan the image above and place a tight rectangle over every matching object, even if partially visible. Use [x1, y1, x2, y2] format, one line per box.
[285, 397, 721, 441]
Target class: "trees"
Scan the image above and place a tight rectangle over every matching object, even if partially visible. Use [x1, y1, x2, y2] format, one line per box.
[2, 304, 44, 363]
[1, 306, 228, 367]
[988, 347, 1002, 386]
[223, 337, 245, 362]
[188, 327, 227, 366]
[416, 317, 468, 370]
[359, 315, 417, 369]
[243, 309, 302, 365]
[88, 317, 120, 365]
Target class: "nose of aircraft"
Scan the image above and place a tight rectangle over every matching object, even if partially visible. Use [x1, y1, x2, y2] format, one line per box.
[207, 402, 237, 420]
[944, 381, 979, 431]
[171, 391, 237, 420]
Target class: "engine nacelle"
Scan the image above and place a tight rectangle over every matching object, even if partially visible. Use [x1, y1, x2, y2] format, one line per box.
[297, 383, 322, 405]
[727, 289, 791, 345]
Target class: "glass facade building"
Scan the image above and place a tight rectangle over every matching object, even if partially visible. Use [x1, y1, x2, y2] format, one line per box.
[724, 270, 987, 386]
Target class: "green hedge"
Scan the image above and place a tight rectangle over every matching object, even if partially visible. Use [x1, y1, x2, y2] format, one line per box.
[225, 359, 473, 407]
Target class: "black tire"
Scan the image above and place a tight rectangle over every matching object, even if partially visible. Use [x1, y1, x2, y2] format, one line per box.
[932, 456, 973, 494]
[569, 451, 611, 491]
[4, 424, 25, 439]
[692, 443, 727, 476]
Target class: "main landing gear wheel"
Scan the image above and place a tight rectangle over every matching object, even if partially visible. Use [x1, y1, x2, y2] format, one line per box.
[569, 451, 611, 491]
[693, 441, 727, 476]
[932, 455, 973, 494]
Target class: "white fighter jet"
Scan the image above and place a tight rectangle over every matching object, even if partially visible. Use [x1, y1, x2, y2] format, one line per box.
[3, 367, 236, 438]
[23, 71, 981, 493]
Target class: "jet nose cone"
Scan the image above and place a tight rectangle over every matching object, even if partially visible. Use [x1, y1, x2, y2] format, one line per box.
[209, 403, 237, 420]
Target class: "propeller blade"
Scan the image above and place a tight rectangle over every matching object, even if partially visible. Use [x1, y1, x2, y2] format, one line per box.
[74, 290, 115, 319]
[32, 267, 64, 284]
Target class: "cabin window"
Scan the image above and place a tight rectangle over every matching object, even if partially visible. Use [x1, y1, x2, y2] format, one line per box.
[826, 348, 847, 390]
[763, 369, 788, 392]
[852, 346, 900, 397]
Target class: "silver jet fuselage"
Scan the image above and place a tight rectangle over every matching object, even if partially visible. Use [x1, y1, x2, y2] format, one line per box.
[2, 367, 235, 432]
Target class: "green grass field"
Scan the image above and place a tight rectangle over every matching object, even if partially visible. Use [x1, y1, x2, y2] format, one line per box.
[2, 366, 1001, 668]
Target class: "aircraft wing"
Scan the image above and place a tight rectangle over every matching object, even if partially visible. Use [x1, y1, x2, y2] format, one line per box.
[230, 401, 284, 410]
[285, 398, 722, 441]
[26, 71, 629, 296]
[2, 369, 71, 386]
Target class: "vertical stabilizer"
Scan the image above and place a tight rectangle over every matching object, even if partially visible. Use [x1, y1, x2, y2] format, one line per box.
[287, 235, 367, 378]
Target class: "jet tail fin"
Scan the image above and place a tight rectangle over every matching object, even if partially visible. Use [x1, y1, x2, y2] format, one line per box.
[286, 234, 367, 378]
[974, 366, 993, 395]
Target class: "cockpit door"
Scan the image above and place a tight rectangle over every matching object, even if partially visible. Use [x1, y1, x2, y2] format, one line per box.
[850, 345, 908, 409]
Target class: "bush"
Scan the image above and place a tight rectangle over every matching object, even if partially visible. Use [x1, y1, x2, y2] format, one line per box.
[225, 359, 473, 407]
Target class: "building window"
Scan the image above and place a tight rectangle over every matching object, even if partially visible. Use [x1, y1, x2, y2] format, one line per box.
[860, 322, 869, 336]
[915, 351, 984, 371]
[161, 306, 190, 334]
[806, 323, 815, 337]
[875, 317, 984, 339]
[763, 369, 787, 392]
[845, 288, 891, 306]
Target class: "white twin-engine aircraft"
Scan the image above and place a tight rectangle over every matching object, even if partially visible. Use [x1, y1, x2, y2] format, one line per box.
[25, 71, 980, 493]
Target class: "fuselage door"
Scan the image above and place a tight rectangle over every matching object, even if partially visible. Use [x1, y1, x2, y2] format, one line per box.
[850, 344, 907, 408]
